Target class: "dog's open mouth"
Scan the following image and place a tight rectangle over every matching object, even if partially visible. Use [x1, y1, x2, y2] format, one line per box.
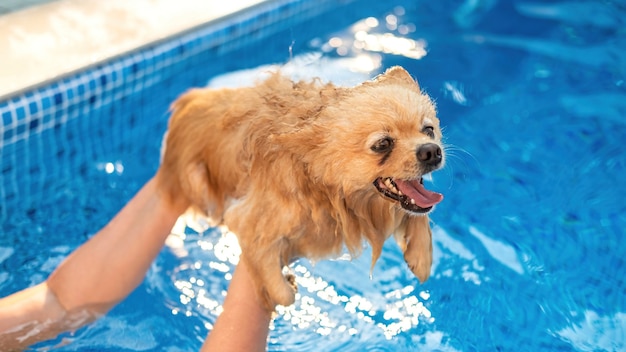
[373, 177, 443, 214]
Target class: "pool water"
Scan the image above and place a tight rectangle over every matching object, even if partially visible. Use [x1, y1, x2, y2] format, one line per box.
[2, 0, 625, 351]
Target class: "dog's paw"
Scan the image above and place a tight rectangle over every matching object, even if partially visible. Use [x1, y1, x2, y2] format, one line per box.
[405, 259, 431, 283]
[259, 281, 296, 311]
[285, 273, 298, 293]
[272, 276, 297, 307]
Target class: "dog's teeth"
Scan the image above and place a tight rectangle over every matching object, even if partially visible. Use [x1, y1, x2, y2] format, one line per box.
[398, 191, 403, 196]
[383, 178, 403, 195]
[410, 198, 416, 205]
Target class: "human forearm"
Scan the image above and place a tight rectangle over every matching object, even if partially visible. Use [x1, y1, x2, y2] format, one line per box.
[201, 260, 272, 352]
[0, 178, 186, 349]
[0, 283, 66, 349]
[46, 178, 185, 312]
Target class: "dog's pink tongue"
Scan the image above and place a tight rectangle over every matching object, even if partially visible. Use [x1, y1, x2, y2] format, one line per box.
[395, 179, 443, 208]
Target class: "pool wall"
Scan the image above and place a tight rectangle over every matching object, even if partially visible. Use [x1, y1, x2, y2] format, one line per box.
[0, 0, 359, 218]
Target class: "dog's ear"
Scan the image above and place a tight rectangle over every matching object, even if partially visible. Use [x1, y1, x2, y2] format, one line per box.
[373, 66, 420, 91]
[394, 215, 433, 282]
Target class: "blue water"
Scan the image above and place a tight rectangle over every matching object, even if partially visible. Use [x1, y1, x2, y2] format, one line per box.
[2, 0, 626, 351]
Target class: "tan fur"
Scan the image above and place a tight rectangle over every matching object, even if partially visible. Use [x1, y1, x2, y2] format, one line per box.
[156, 66, 445, 310]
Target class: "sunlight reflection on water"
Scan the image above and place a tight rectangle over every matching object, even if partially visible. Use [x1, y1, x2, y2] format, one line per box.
[207, 5, 428, 90]
[160, 212, 464, 349]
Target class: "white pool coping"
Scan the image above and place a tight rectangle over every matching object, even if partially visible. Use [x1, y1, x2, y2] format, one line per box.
[0, 0, 268, 100]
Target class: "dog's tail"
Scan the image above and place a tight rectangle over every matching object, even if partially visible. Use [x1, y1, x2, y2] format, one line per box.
[156, 88, 215, 213]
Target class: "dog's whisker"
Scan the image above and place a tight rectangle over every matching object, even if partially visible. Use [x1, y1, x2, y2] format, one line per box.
[444, 144, 480, 170]
[434, 143, 480, 191]
[443, 143, 477, 161]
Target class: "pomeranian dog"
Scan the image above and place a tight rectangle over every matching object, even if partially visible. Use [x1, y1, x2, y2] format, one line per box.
[156, 66, 445, 311]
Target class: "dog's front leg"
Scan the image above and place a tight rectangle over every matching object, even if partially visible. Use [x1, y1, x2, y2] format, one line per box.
[240, 239, 297, 312]
[394, 215, 433, 283]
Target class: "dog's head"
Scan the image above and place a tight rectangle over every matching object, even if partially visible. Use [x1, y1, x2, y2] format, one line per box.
[366, 68, 444, 215]
[292, 66, 444, 282]
[308, 66, 445, 215]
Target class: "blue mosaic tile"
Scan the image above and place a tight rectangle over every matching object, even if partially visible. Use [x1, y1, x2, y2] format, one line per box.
[28, 101, 38, 115]
[3, 128, 13, 141]
[1, 110, 11, 126]
[41, 94, 52, 110]
[53, 92, 63, 106]
[15, 123, 26, 136]
[28, 118, 39, 131]
[15, 105, 26, 120]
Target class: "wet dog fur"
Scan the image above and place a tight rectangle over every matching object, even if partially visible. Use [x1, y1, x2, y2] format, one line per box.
[156, 66, 445, 311]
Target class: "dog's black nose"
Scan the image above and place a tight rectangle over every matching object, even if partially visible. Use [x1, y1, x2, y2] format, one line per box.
[417, 143, 442, 165]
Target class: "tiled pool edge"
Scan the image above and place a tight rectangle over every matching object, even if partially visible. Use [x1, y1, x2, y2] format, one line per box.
[0, 0, 358, 148]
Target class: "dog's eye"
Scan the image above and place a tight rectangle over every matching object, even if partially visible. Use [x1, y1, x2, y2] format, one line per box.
[371, 137, 394, 153]
[422, 126, 435, 138]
